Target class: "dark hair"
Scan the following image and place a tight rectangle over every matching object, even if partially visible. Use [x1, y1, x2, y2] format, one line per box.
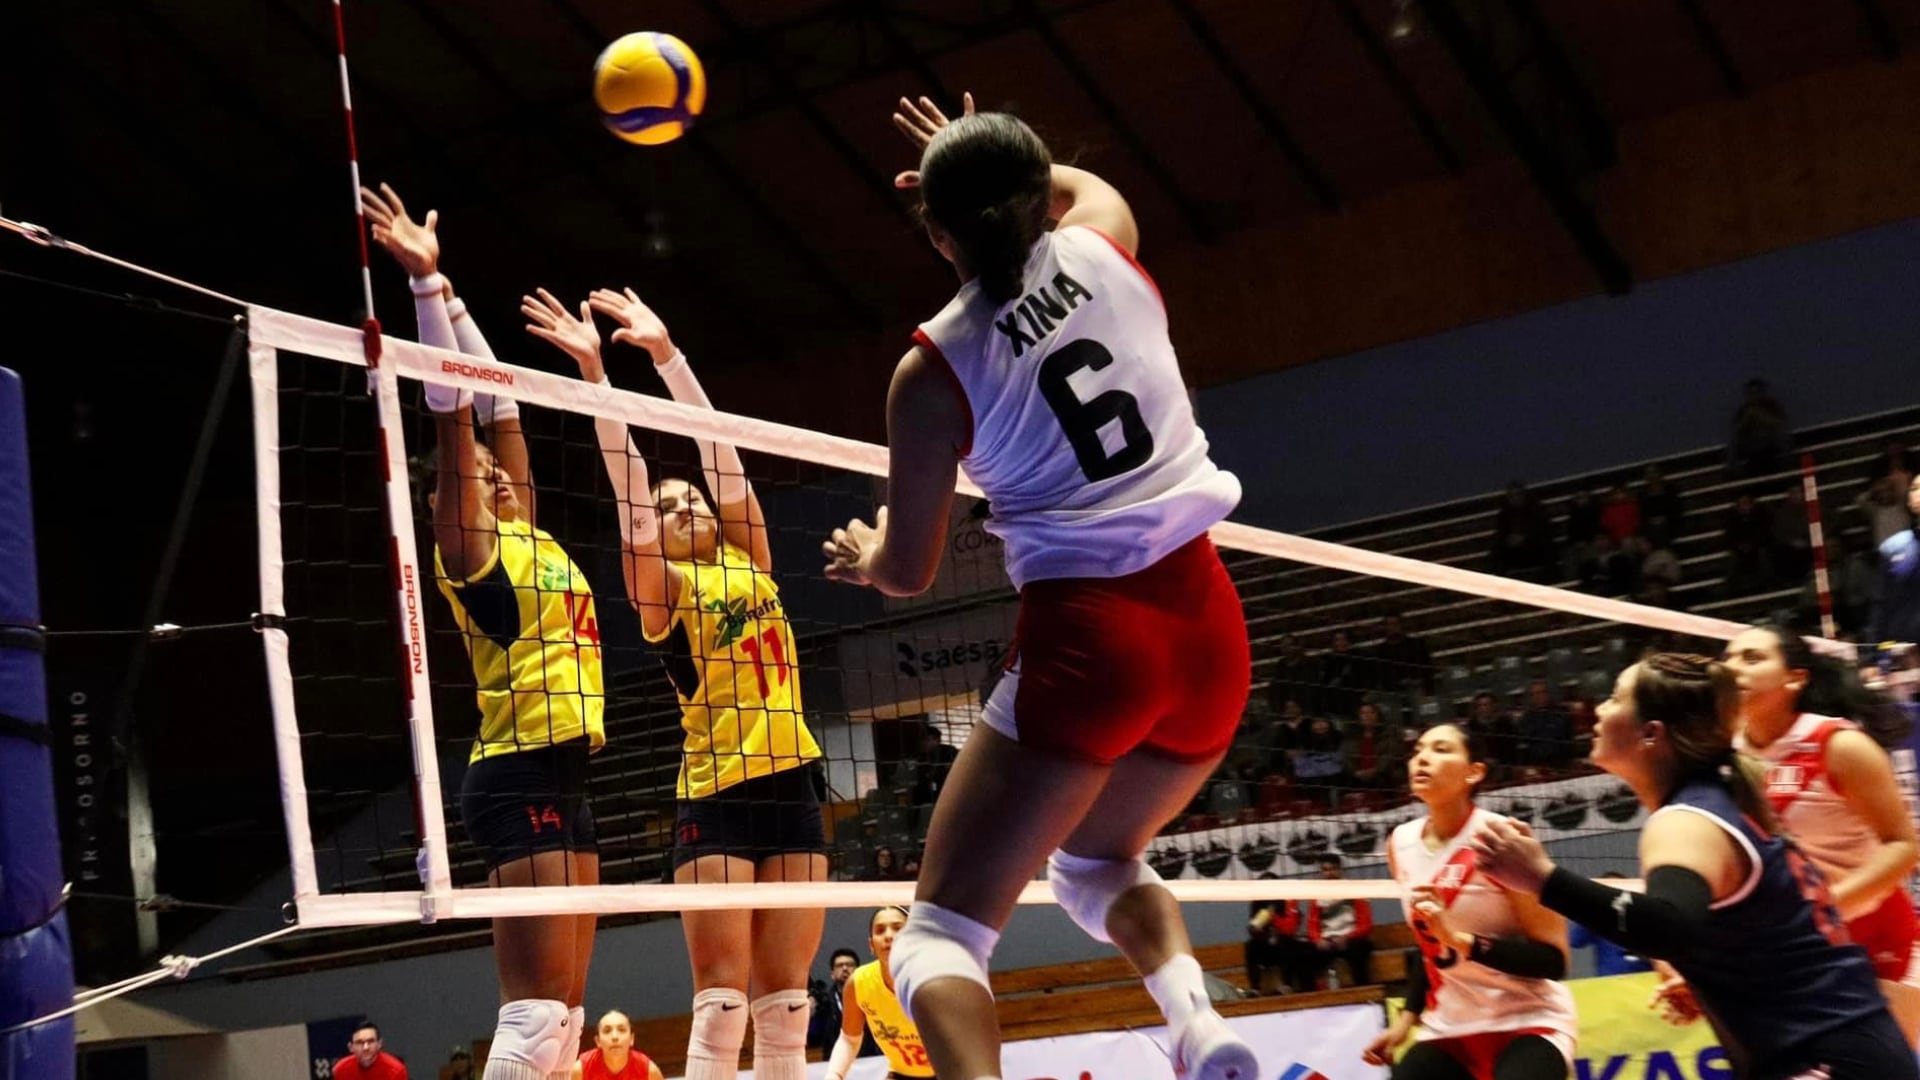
[869, 904, 910, 930]
[918, 112, 1053, 304]
[1632, 653, 1777, 833]
[353, 1022, 381, 1039]
[1748, 622, 1912, 747]
[830, 947, 859, 965]
[1420, 722, 1486, 765]
[1317, 853, 1343, 869]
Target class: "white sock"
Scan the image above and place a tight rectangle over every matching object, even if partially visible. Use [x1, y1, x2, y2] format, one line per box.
[749, 989, 811, 1080]
[483, 1062, 544, 1080]
[1143, 953, 1208, 1027]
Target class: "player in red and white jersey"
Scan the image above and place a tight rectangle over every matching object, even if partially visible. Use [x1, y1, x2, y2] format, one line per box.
[1723, 623, 1920, 1041]
[823, 94, 1253, 1080]
[570, 1011, 663, 1080]
[1366, 724, 1576, 1080]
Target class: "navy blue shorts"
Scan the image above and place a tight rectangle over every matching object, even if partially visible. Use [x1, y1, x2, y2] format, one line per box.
[459, 741, 597, 872]
[672, 766, 826, 870]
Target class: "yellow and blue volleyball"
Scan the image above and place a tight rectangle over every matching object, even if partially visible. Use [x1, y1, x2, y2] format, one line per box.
[593, 32, 707, 146]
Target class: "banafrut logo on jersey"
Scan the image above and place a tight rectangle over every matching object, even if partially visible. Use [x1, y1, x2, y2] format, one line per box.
[706, 595, 779, 649]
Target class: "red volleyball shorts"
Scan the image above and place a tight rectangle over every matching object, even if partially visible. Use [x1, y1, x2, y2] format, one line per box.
[1847, 891, 1920, 983]
[982, 535, 1251, 765]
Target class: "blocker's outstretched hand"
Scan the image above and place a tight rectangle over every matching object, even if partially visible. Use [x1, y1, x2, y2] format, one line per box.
[588, 287, 676, 365]
[521, 288, 603, 382]
[361, 182, 439, 279]
[891, 92, 974, 190]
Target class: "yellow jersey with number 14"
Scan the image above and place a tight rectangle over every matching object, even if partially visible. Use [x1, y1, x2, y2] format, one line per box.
[644, 542, 819, 800]
[853, 960, 933, 1078]
[434, 517, 605, 764]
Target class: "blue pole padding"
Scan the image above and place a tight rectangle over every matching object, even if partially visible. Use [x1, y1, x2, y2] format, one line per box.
[0, 367, 76, 1080]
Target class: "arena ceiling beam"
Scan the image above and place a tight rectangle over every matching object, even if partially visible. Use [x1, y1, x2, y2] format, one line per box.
[1415, 0, 1633, 295]
[862, 0, 960, 109]
[696, 0, 930, 241]
[1502, 0, 1617, 172]
[1331, 0, 1463, 177]
[1671, 0, 1748, 99]
[1014, 0, 1216, 241]
[1847, 0, 1901, 62]
[1163, 0, 1342, 213]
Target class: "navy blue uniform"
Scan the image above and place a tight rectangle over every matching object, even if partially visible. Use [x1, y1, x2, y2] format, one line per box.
[1660, 780, 1910, 1080]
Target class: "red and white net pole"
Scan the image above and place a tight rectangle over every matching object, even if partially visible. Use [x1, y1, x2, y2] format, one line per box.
[327, 0, 453, 919]
[1802, 453, 1837, 641]
[331, 0, 376, 326]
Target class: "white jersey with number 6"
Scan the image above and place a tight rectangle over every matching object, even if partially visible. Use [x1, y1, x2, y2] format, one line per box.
[912, 225, 1241, 588]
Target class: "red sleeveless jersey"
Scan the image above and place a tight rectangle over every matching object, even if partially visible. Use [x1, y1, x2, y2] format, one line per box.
[579, 1048, 652, 1080]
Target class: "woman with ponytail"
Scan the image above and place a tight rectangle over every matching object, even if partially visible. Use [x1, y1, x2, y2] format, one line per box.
[1474, 654, 1914, 1080]
[821, 94, 1251, 1080]
[1724, 623, 1920, 1035]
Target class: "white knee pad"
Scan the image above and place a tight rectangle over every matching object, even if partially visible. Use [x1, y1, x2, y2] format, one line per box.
[550, 1005, 584, 1078]
[750, 990, 810, 1052]
[889, 901, 1000, 1025]
[488, 998, 571, 1073]
[688, 987, 750, 1060]
[749, 990, 810, 1080]
[1048, 850, 1161, 944]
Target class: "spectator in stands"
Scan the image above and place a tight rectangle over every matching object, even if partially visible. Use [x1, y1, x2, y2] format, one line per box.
[1600, 483, 1642, 545]
[1868, 437, 1920, 485]
[909, 725, 958, 809]
[1640, 527, 1682, 589]
[1566, 698, 1597, 759]
[441, 1049, 472, 1080]
[1729, 377, 1792, 477]
[1870, 474, 1920, 647]
[1810, 534, 1877, 636]
[1343, 701, 1403, 790]
[1492, 482, 1554, 581]
[867, 846, 910, 882]
[1372, 615, 1434, 695]
[1723, 492, 1775, 597]
[1266, 633, 1322, 718]
[1320, 629, 1369, 715]
[1772, 483, 1815, 585]
[1640, 465, 1684, 540]
[1291, 715, 1349, 803]
[1856, 471, 1916, 548]
[1562, 490, 1602, 582]
[1513, 680, 1573, 776]
[1467, 692, 1517, 771]
[335, 1022, 407, 1080]
[1246, 894, 1315, 995]
[1308, 855, 1375, 987]
[1567, 874, 1652, 976]
[809, 947, 881, 1058]
[1274, 698, 1307, 763]
[1633, 577, 1684, 612]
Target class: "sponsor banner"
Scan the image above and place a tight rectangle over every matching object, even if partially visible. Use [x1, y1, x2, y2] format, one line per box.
[1385, 974, 1728, 1080]
[1153, 771, 1647, 880]
[755, 1003, 1386, 1080]
[839, 596, 1016, 718]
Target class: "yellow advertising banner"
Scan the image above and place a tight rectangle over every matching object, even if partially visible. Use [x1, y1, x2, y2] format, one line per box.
[1391, 974, 1731, 1080]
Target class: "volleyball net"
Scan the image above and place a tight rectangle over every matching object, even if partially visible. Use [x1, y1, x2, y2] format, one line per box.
[247, 303, 1855, 930]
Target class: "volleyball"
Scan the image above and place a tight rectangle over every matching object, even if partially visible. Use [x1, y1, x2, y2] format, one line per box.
[593, 32, 707, 146]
